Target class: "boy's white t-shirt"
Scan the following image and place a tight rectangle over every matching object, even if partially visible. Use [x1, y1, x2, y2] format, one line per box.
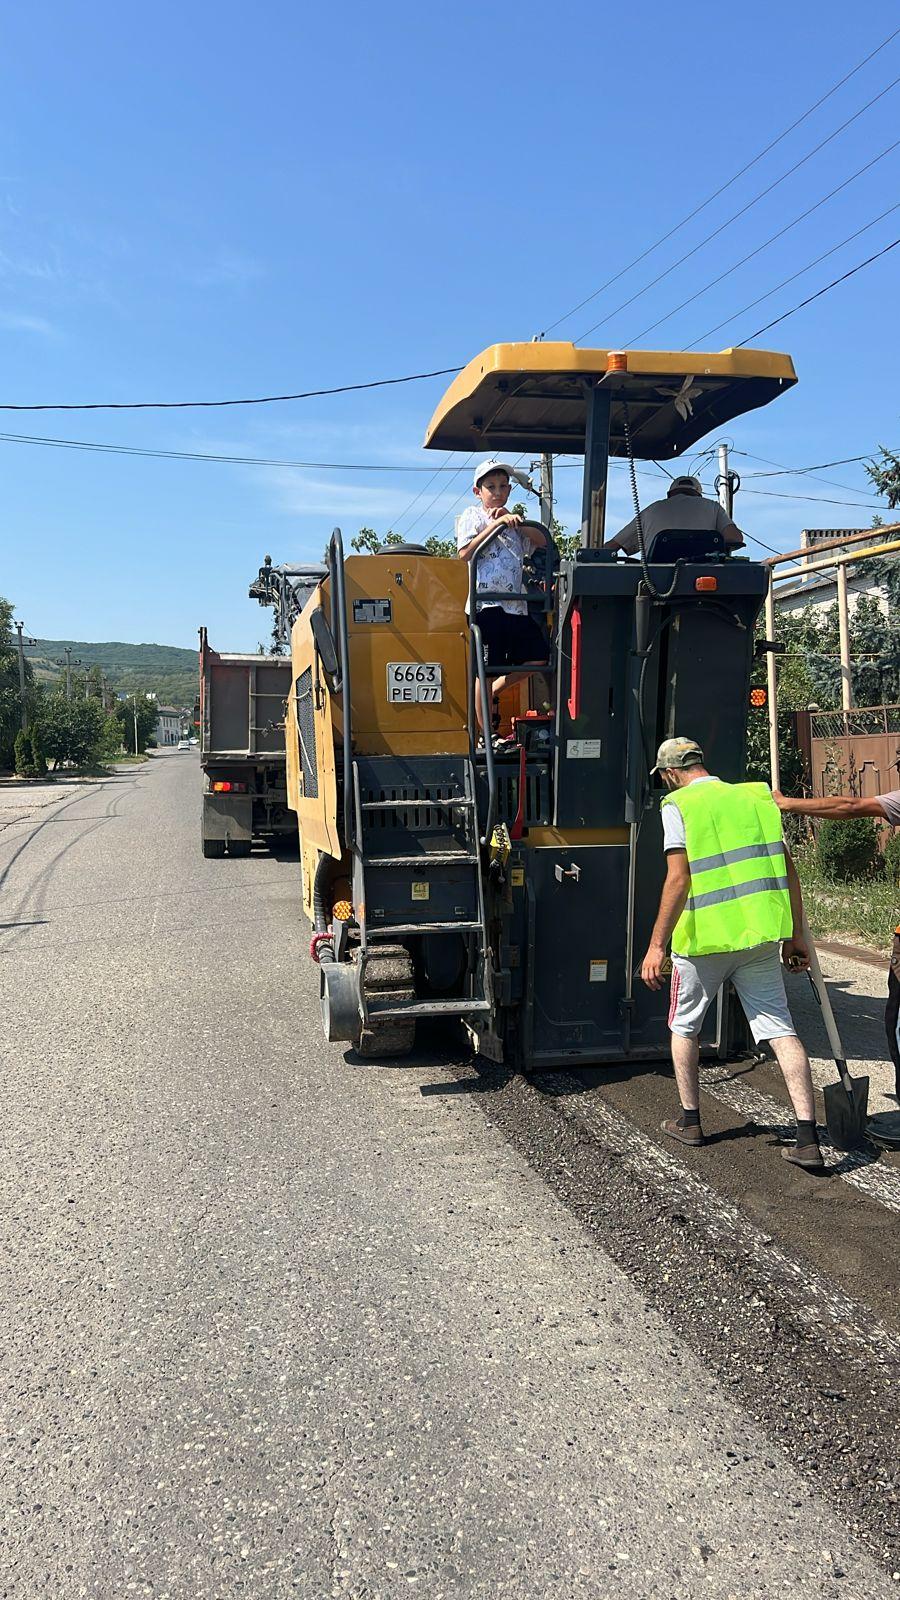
[456, 504, 528, 616]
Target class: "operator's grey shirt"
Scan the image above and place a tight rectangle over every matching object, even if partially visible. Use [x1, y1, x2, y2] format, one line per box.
[876, 788, 900, 824]
[613, 492, 739, 555]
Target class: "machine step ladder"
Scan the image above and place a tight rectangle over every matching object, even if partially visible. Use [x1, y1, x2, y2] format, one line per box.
[351, 754, 491, 1023]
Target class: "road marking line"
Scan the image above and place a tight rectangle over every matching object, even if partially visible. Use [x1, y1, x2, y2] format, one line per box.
[697, 1064, 900, 1215]
[533, 1071, 900, 1364]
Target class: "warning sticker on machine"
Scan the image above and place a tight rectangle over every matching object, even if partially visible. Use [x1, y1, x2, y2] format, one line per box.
[353, 597, 392, 624]
[589, 959, 608, 983]
[567, 738, 602, 759]
[411, 882, 430, 901]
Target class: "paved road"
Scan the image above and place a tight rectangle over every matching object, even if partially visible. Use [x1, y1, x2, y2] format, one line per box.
[1, 752, 896, 1599]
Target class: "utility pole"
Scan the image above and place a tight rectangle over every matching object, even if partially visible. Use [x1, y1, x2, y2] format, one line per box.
[715, 442, 740, 518]
[538, 452, 554, 529]
[837, 562, 853, 714]
[14, 621, 37, 733]
[132, 694, 139, 756]
[56, 646, 82, 701]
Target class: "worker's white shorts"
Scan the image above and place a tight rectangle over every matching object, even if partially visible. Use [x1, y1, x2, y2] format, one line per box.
[669, 941, 796, 1043]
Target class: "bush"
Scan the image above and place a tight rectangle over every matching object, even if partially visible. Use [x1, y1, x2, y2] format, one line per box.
[883, 829, 900, 884]
[816, 816, 879, 881]
[13, 728, 33, 777]
[29, 726, 46, 777]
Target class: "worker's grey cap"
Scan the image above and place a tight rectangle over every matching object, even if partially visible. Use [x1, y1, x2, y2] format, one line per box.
[652, 736, 704, 774]
[667, 474, 702, 496]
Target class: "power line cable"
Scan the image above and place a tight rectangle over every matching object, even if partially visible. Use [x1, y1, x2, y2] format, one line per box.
[390, 450, 459, 530]
[740, 485, 882, 508]
[685, 198, 900, 348]
[733, 448, 879, 497]
[399, 455, 477, 539]
[0, 431, 469, 471]
[736, 233, 900, 343]
[621, 137, 900, 347]
[0, 365, 462, 414]
[537, 23, 900, 338]
[572, 69, 900, 344]
[736, 451, 870, 471]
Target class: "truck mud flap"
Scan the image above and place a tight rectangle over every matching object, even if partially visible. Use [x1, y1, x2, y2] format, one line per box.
[202, 793, 253, 843]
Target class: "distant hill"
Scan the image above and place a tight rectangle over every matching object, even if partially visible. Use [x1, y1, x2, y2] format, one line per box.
[31, 638, 198, 707]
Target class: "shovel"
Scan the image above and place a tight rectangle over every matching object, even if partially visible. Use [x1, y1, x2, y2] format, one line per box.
[799, 916, 870, 1151]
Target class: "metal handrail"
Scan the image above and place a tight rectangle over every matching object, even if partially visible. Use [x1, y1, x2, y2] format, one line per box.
[471, 623, 497, 845]
[327, 527, 354, 848]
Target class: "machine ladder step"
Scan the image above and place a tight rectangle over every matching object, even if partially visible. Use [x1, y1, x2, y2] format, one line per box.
[363, 852, 479, 867]
[360, 796, 474, 811]
[367, 920, 483, 938]
[366, 997, 491, 1020]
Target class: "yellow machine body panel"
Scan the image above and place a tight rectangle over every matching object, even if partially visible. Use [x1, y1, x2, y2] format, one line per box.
[287, 587, 341, 863]
[343, 553, 470, 756]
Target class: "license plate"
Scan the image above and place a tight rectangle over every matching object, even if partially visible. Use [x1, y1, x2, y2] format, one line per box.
[386, 662, 443, 703]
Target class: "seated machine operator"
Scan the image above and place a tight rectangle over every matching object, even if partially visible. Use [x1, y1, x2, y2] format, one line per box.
[606, 474, 744, 557]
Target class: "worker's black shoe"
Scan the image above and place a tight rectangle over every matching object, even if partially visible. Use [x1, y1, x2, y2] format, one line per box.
[781, 1140, 827, 1173]
[661, 1116, 705, 1147]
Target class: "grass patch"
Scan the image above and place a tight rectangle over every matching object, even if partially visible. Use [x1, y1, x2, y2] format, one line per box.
[795, 845, 896, 952]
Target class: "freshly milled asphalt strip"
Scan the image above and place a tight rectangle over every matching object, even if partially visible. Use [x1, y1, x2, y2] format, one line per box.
[449, 1059, 900, 1573]
[536, 1071, 900, 1359]
[696, 1062, 900, 1212]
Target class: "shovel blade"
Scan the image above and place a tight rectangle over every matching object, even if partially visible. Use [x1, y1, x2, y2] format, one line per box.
[823, 1074, 870, 1151]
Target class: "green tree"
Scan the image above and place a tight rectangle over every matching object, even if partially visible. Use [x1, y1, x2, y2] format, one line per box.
[14, 729, 32, 777]
[36, 693, 105, 769]
[115, 695, 158, 754]
[29, 725, 47, 776]
[100, 714, 124, 759]
[0, 596, 35, 771]
[866, 446, 900, 508]
[350, 526, 457, 560]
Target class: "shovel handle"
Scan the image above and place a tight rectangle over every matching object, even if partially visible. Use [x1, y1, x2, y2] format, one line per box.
[799, 915, 855, 1095]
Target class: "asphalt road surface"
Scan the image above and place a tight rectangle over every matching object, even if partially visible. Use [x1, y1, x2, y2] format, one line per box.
[2, 752, 898, 1599]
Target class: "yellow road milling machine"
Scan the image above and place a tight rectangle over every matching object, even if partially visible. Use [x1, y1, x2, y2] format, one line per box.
[281, 343, 797, 1063]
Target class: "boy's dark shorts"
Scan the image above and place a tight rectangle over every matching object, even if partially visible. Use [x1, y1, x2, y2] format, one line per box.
[477, 605, 547, 669]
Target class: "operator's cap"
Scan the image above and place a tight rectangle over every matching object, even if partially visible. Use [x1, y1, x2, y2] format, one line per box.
[651, 736, 704, 774]
[473, 458, 514, 489]
[667, 474, 703, 497]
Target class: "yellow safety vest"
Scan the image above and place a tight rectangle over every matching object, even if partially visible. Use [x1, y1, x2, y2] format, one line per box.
[661, 779, 793, 958]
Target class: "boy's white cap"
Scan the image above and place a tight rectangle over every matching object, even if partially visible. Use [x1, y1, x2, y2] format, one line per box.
[473, 458, 514, 489]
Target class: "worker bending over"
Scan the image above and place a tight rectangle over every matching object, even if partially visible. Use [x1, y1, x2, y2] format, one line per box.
[641, 737, 823, 1171]
[607, 474, 743, 556]
[774, 784, 900, 1104]
[457, 459, 547, 739]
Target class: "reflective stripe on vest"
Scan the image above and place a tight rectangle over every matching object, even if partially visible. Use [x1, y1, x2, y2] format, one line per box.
[661, 779, 793, 958]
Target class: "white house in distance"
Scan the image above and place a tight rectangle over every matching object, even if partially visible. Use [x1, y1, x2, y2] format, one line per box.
[774, 526, 897, 618]
[154, 705, 182, 746]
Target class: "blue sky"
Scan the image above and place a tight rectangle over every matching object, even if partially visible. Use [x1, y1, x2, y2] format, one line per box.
[1, 0, 899, 651]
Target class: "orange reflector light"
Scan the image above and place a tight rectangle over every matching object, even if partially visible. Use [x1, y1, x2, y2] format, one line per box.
[749, 687, 768, 709]
[211, 781, 247, 793]
[607, 350, 628, 372]
[695, 576, 718, 592]
[332, 899, 353, 922]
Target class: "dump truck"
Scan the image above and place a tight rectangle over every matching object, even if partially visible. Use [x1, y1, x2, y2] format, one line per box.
[197, 627, 294, 858]
[277, 341, 797, 1062]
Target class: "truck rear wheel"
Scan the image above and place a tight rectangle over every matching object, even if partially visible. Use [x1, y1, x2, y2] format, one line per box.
[356, 946, 416, 1059]
[202, 838, 226, 859]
